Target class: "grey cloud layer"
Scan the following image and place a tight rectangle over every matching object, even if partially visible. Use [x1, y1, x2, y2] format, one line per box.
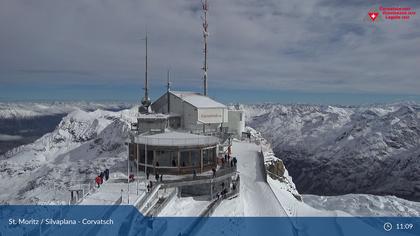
[0, 0, 419, 94]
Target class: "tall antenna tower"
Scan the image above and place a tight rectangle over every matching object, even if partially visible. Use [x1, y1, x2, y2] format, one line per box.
[167, 69, 171, 113]
[202, 0, 209, 96]
[166, 69, 171, 92]
[141, 33, 151, 112]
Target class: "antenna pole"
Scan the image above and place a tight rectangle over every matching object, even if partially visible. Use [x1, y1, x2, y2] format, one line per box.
[140, 33, 151, 112]
[167, 69, 171, 113]
[167, 69, 171, 92]
[202, 0, 208, 96]
[145, 33, 149, 101]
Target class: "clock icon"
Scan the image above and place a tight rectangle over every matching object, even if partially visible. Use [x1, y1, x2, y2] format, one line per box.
[384, 222, 393, 231]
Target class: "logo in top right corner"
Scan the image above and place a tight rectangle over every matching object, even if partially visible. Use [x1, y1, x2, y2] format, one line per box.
[366, 6, 416, 22]
[368, 9, 380, 21]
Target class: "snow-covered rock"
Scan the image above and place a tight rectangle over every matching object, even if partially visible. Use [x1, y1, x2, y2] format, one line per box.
[245, 126, 301, 202]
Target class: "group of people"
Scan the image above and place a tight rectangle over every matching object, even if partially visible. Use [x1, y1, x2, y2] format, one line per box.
[215, 179, 238, 200]
[155, 173, 163, 182]
[215, 182, 229, 200]
[221, 154, 238, 168]
[145, 172, 163, 193]
[145, 166, 164, 182]
[95, 168, 110, 188]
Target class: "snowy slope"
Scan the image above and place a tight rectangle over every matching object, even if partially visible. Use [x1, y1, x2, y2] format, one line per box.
[245, 102, 420, 201]
[0, 108, 135, 204]
[212, 129, 336, 217]
[213, 141, 289, 216]
[303, 194, 420, 216]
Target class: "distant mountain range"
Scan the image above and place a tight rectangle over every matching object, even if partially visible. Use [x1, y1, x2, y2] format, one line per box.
[0, 102, 132, 154]
[0, 101, 419, 217]
[0, 101, 132, 119]
[245, 102, 420, 201]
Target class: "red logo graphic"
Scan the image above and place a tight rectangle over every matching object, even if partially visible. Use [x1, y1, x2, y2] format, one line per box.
[365, 6, 416, 23]
[368, 11, 379, 21]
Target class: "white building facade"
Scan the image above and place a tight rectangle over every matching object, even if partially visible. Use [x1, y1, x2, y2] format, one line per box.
[152, 91, 230, 133]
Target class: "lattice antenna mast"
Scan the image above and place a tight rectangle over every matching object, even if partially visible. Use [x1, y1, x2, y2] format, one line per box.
[202, 0, 209, 96]
[166, 69, 171, 113]
[141, 33, 151, 111]
[167, 69, 171, 92]
[145, 33, 149, 101]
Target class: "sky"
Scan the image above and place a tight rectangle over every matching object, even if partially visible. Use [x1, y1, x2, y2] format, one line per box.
[0, 0, 419, 105]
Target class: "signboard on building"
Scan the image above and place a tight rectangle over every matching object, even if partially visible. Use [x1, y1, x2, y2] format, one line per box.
[197, 108, 228, 124]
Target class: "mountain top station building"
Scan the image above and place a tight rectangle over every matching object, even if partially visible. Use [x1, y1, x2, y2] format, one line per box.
[128, 90, 245, 175]
[128, 13, 244, 176]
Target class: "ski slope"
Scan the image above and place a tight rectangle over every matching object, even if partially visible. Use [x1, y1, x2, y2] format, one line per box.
[213, 141, 288, 216]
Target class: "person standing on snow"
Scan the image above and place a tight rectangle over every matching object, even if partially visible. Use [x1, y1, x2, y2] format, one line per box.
[95, 176, 101, 188]
[104, 169, 109, 181]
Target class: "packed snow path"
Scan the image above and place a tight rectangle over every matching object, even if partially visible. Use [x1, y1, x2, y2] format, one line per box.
[79, 178, 145, 205]
[213, 141, 288, 216]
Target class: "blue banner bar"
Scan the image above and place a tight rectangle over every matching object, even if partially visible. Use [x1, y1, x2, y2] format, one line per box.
[1, 205, 419, 236]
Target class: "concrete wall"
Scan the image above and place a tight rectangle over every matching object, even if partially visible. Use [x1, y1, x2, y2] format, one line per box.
[227, 110, 245, 138]
[180, 178, 232, 197]
[152, 92, 198, 130]
[151, 93, 169, 114]
[183, 104, 198, 130]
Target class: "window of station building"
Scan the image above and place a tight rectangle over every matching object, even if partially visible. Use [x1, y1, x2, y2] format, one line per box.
[180, 151, 190, 167]
[191, 150, 200, 167]
[138, 147, 154, 165]
[155, 150, 177, 167]
[203, 147, 215, 165]
[180, 150, 200, 167]
[129, 144, 135, 160]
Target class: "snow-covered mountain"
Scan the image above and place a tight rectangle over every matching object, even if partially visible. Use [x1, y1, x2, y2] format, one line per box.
[1, 101, 419, 218]
[0, 108, 137, 204]
[303, 194, 420, 217]
[245, 102, 420, 201]
[0, 101, 132, 119]
[0, 102, 132, 155]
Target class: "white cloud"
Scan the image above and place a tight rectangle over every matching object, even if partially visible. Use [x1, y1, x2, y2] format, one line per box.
[0, 134, 23, 141]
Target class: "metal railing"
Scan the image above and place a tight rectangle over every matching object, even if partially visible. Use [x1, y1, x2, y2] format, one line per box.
[134, 136, 219, 146]
[138, 163, 217, 175]
[135, 183, 162, 213]
[146, 188, 178, 217]
[181, 175, 240, 236]
[159, 166, 237, 186]
[68, 179, 97, 205]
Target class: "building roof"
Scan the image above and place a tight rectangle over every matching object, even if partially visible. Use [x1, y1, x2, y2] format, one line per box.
[170, 91, 226, 109]
[134, 131, 219, 146]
